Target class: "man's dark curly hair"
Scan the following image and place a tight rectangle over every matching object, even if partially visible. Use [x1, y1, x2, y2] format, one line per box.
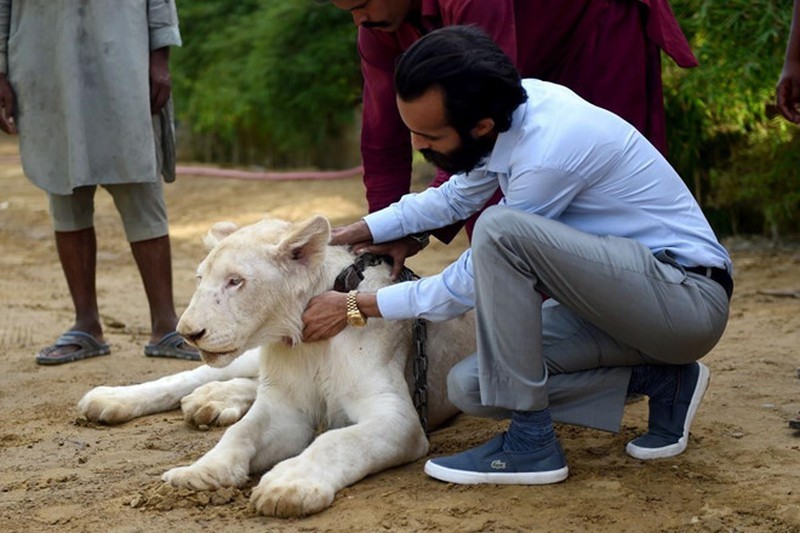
[395, 25, 528, 135]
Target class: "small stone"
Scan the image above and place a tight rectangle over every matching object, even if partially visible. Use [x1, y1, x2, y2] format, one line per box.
[130, 495, 145, 508]
[155, 501, 173, 512]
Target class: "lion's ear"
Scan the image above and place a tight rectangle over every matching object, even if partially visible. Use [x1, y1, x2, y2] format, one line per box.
[277, 215, 330, 267]
[203, 221, 239, 250]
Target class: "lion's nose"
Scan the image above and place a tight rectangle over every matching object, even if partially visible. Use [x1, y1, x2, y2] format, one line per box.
[181, 328, 206, 345]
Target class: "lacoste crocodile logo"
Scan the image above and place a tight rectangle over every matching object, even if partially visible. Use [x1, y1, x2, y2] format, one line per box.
[490, 459, 507, 470]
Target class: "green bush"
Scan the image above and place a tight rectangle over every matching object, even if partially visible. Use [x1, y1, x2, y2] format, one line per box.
[172, 0, 360, 167]
[666, 0, 800, 237]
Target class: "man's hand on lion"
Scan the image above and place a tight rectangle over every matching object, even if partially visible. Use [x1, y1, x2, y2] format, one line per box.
[330, 220, 372, 246]
[331, 220, 424, 279]
[302, 291, 349, 342]
[303, 290, 382, 342]
[352, 236, 426, 280]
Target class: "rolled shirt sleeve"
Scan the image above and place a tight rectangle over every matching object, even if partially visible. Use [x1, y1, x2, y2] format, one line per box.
[148, 0, 182, 50]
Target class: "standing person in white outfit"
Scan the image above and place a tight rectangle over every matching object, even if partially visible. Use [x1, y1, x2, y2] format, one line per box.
[302, 25, 732, 485]
[0, 0, 199, 364]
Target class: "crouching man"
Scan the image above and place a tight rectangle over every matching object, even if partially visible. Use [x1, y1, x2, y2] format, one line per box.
[303, 25, 732, 485]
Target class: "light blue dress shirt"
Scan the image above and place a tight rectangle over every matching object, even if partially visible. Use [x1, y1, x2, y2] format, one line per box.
[365, 80, 731, 322]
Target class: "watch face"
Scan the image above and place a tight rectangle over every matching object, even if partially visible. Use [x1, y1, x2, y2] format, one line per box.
[348, 311, 367, 327]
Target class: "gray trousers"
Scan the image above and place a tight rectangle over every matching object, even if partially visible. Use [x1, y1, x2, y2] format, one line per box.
[448, 206, 730, 432]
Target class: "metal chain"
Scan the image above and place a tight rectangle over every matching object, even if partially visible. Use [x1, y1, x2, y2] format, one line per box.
[396, 259, 429, 435]
[412, 318, 429, 435]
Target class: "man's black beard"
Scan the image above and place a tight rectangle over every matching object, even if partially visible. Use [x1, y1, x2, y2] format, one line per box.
[419, 131, 494, 175]
[362, 20, 390, 29]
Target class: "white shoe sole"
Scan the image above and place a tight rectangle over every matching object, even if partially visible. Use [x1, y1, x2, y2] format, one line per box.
[626, 362, 710, 460]
[424, 460, 569, 485]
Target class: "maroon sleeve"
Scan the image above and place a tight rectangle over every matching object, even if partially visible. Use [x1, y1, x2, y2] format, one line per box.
[639, 0, 698, 68]
[358, 28, 412, 214]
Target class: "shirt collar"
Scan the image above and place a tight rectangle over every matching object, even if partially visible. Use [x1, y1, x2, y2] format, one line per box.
[483, 99, 527, 174]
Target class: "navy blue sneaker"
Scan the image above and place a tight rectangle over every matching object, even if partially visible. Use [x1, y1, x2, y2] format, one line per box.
[626, 362, 710, 460]
[424, 433, 568, 485]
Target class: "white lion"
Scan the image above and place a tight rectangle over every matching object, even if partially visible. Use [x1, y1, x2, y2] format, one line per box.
[78, 215, 475, 517]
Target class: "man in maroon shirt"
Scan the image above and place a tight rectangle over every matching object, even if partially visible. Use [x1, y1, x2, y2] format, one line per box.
[329, 0, 697, 252]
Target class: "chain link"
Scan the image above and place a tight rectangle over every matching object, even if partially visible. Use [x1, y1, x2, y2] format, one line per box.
[412, 318, 429, 435]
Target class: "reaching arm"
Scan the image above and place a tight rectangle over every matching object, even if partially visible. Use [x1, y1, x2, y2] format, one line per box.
[777, 0, 800, 123]
[301, 248, 475, 342]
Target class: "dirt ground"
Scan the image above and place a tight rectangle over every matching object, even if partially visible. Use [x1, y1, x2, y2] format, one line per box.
[1, 139, 799, 533]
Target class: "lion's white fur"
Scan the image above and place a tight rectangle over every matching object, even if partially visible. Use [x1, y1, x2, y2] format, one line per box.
[78, 215, 474, 517]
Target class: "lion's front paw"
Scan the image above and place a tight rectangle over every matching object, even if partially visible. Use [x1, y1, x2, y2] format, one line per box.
[161, 461, 248, 491]
[181, 379, 256, 428]
[77, 387, 137, 424]
[250, 475, 335, 518]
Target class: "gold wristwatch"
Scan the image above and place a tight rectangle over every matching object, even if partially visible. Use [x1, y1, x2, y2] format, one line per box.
[346, 290, 367, 327]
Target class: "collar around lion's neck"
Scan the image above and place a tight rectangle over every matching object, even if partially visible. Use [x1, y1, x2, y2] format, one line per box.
[332, 252, 417, 292]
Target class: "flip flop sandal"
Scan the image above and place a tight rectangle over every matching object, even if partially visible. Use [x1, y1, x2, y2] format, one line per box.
[790, 413, 800, 431]
[36, 331, 111, 366]
[144, 331, 201, 361]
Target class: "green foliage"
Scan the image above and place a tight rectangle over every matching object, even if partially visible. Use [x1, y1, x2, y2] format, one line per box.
[171, 0, 360, 166]
[168, 0, 800, 236]
[665, 0, 800, 237]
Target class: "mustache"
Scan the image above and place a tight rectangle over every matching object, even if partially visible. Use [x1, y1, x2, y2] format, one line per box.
[361, 20, 390, 29]
[419, 149, 435, 158]
[419, 148, 440, 165]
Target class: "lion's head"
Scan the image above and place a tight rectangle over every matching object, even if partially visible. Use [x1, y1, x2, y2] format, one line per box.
[177, 215, 331, 367]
